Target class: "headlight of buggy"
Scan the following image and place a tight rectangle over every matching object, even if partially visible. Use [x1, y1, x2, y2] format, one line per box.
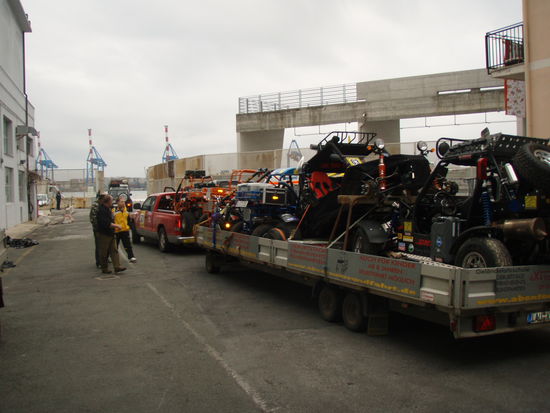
[374, 138, 385, 150]
[417, 141, 428, 152]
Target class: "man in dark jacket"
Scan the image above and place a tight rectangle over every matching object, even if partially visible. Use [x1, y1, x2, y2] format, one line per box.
[90, 193, 106, 268]
[96, 195, 126, 274]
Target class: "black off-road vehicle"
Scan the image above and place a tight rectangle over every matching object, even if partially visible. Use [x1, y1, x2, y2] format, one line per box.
[347, 132, 550, 267]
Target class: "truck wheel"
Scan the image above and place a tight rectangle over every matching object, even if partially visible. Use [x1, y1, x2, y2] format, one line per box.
[205, 252, 221, 274]
[251, 224, 273, 238]
[318, 285, 342, 322]
[130, 223, 141, 244]
[455, 237, 512, 268]
[350, 227, 383, 255]
[158, 227, 172, 253]
[342, 292, 366, 332]
[512, 143, 550, 192]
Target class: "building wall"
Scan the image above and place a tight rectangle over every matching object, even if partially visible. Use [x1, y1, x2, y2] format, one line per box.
[523, 0, 550, 138]
[0, 0, 36, 231]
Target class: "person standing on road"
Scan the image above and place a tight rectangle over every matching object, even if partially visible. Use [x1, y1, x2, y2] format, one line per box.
[114, 199, 136, 263]
[55, 190, 63, 210]
[89, 193, 106, 268]
[97, 195, 126, 275]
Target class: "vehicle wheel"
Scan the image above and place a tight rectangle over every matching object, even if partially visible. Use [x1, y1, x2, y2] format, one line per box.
[512, 143, 550, 192]
[350, 227, 383, 255]
[130, 223, 141, 244]
[455, 237, 512, 268]
[158, 227, 172, 253]
[342, 292, 366, 332]
[251, 224, 273, 238]
[318, 285, 343, 322]
[181, 212, 196, 236]
[205, 252, 221, 274]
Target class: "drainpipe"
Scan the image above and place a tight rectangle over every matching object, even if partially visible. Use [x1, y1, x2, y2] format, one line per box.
[22, 27, 32, 220]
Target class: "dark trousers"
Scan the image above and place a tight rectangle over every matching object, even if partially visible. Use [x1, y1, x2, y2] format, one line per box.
[116, 231, 134, 259]
[93, 231, 100, 266]
[56, 198, 61, 210]
[97, 232, 120, 270]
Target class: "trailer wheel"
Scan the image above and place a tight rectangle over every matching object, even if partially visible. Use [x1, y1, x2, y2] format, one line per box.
[251, 224, 273, 238]
[318, 285, 342, 322]
[512, 143, 550, 192]
[455, 237, 512, 268]
[350, 227, 383, 255]
[342, 292, 367, 332]
[205, 252, 221, 274]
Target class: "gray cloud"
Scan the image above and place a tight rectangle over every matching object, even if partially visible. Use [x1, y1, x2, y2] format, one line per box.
[24, 0, 521, 176]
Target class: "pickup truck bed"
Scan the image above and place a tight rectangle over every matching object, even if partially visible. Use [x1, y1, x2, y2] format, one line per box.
[196, 226, 550, 338]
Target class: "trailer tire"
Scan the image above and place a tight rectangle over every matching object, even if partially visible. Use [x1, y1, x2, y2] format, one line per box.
[251, 224, 273, 238]
[205, 252, 221, 274]
[342, 292, 367, 332]
[455, 237, 512, 268]
[512, 143, 550, 192]
[350, 227, 383, 255]
[318, 285, 343, 322]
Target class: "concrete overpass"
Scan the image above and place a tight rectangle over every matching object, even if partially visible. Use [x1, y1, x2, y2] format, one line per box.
[236, 68, 505, 152]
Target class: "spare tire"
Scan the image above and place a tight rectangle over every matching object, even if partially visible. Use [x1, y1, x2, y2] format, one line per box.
[512, 143, 550, 192]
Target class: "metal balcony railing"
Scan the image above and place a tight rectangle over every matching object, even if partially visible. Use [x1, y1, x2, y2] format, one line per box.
[485, 22, 524, 73]
[238, 83, 358, 114]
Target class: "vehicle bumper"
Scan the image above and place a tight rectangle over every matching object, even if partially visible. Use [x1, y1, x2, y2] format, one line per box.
[168, 235, 196, 245]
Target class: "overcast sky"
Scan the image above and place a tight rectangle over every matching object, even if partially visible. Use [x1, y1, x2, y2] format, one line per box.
[23, 0, 522, 177]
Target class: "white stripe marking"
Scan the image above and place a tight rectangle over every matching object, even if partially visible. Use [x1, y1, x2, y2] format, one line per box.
[146, 282, 277, 412]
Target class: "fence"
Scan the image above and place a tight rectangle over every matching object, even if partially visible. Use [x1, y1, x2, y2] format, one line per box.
[485, 22, 524, 73]
[238, 83, 358, 114]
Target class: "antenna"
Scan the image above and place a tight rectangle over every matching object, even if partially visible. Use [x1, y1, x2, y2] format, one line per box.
[162, 125, 179, 162]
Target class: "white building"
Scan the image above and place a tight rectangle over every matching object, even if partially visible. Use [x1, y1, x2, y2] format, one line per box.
[0, 0, 37, 230]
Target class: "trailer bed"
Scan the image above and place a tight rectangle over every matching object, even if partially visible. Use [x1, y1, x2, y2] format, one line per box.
[196, 226, 550, 338]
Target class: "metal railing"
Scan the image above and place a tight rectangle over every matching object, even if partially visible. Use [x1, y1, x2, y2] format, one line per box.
[485, 22, 524, 73]
[238, 83, 358, 114]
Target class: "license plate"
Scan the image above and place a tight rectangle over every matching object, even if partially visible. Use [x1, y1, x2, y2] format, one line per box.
[527, 311, 550, 324]
[235, 200, 248, 208]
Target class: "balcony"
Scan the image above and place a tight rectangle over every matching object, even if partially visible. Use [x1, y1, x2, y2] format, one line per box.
[485, 22, 525, 80]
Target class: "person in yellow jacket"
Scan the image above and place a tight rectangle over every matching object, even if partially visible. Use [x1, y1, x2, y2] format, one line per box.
[114, 199, 136, 263]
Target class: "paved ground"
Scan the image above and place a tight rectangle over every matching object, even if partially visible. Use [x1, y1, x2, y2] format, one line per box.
[1, 210, 550, 413]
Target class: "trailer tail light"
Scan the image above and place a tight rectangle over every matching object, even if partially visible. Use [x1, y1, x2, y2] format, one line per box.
[473, 315, 496, 332]
[224, 222, 231, 229]
[177, 216, 182, 230]
[477, 158, 488, 180]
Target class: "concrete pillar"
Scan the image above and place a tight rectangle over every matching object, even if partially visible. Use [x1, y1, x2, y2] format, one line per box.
[237, 129, 284, 168]
[96, 170, 105, 194]
[358, 119, 400, 152]
[237, 129, 285, 153]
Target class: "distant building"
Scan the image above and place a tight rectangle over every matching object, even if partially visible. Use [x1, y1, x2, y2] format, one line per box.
[0, 0, 37, 230]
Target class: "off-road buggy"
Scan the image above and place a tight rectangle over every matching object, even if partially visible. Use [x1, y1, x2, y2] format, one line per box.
[346, 132, 550, 267]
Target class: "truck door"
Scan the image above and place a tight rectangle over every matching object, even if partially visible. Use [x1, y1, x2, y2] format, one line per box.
[140, 196, 157, 236]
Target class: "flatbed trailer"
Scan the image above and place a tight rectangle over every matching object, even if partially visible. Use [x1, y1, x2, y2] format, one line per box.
[196, 226, 550, 338]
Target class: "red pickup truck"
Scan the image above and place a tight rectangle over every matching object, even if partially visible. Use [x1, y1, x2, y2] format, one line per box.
[129, 192, 195, 252]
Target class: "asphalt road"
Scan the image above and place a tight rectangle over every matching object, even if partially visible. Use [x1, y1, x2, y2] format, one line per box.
[1, 210, 549, 413]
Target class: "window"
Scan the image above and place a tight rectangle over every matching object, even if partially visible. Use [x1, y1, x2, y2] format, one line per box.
[157, 195, 174, 211]
[19, 171, 26, 202]
[3, 116, 13, 156]
[26, 137, 34, 156]
[5, 167, 14, 202]
[141, 196, 156, 211]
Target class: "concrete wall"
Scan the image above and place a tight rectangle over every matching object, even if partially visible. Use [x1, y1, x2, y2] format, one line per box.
[0, 0, 36, 231]
[523, 0, 550, 138]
